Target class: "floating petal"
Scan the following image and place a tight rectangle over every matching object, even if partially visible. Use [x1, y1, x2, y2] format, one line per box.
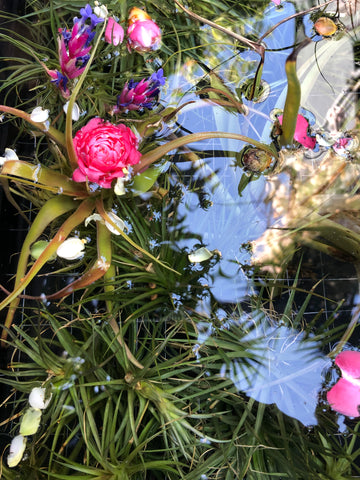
[327, 377, 360, 417]
[335, 350, 360, 386]
[63, 101, 80, 121]
[188, 247, 213, 263]
[0, 148, 18, 166]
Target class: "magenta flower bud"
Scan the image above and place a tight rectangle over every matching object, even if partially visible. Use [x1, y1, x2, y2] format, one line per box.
[105, 18, 124, 46]
[127, 19, 161, 53]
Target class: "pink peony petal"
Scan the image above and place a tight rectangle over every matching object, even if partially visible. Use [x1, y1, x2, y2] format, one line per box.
[327, 378, 360, 417]
[72, 168, 87, 183]
[335, 351, 360, 384]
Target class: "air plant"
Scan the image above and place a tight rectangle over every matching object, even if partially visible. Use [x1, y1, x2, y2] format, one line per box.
[0, 2, 276, 346]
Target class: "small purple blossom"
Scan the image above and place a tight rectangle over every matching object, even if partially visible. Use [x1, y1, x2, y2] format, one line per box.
[76, 4, 103, 29]
[113, 68, 166, 113]
[52, 71, 69, 93]
[150, 69, 166, 86]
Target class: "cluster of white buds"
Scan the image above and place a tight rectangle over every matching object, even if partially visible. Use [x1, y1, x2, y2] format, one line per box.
[7, 387, 52, 467]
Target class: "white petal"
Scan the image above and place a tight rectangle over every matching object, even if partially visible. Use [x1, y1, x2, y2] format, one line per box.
[56, 238, 86, 260]
[0, 148, 18, 166]
[84, 213, 103, 227]
[30, 106, 49, 123]
[63, 101, 80, 121]
[188, 247, 214, 263]
[29, 387, 52, 410]
[20, 408, 42, 436]
[4, 148, 18, 160]
[94, 4, 108, 18]
[105, 211, 125, 235]
[7, 435, 26, 468]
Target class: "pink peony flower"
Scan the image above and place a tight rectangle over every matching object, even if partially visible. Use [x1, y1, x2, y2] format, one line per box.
[278, 113, 316, 149]
[72, 118, 141, 188]
[105, 17, 124, 46]
[327, 350, 360, 417]
[127, 19, 161, 52]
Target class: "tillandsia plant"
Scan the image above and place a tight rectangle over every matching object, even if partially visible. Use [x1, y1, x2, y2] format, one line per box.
[0, 1, 277, 347]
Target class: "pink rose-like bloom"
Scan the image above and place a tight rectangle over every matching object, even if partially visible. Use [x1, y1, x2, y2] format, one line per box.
[72, 118, 141, 188]
[105, 17, 124, 46]
[127, 20, 161, 52]
[327, 351, 360, 417]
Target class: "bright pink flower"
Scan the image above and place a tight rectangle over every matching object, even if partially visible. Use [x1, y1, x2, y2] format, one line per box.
[127, 20, 161, 52]
[105, 18, 124, 46]
[72, 118, 141, 188]
[271, 0, 281, 5]
[327, 351, 360, 417]
[278, 113, 316, 149]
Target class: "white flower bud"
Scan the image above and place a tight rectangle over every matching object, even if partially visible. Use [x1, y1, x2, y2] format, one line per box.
[7, 435, 26, 467]
[28, 387, 52, 410]
[56, 238, 86, 260]
[94, 3, 108, 18]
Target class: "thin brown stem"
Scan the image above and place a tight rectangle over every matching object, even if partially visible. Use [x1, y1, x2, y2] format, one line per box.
[173, 0, 265, 57]
[258, 0, 335, 44]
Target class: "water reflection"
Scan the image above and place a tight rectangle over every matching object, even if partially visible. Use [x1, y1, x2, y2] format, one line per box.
[197, 309, 331, 426]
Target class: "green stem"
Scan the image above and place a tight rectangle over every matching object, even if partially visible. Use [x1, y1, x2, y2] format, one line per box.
[329, 261, 360, 357]
[1, 198, 95, 342]
[1, 160, 88, 197]
[46, 219, 112, 300]
[2, 196, 79, 341]
[0, 105, 66, 148]
[96, 197, 180, 274]
[65, 21, 106, 170]
[279, 39, 311, 147]
[300, 212, 360, 260]
[136, 131, 277, 173]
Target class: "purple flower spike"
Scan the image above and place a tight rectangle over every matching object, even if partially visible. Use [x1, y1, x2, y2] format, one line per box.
[113, 68, 166, 113]
[45, 4, 102, 97]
